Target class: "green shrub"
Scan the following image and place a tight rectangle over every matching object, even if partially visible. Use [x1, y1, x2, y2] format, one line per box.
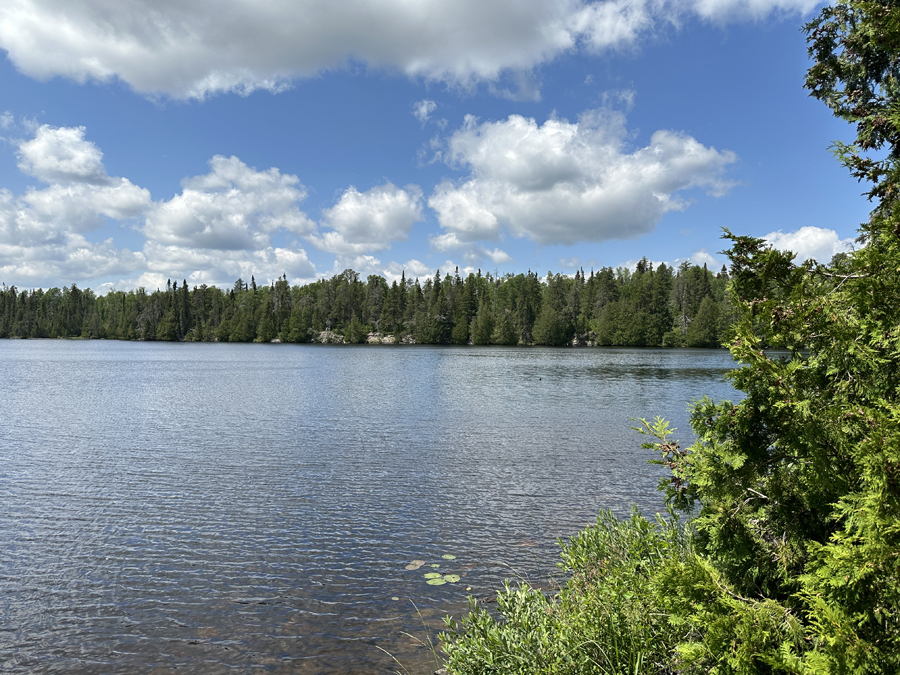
[441, 509, 687, 674]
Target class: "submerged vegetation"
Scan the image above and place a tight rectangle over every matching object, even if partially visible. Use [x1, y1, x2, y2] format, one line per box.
[441, 2, 900, 673]
[0, 260, 733, 347]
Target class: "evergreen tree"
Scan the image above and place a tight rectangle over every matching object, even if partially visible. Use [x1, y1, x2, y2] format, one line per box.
[432, 284, 452, 344]
[515, 272, 542, 343]
[404, 278, 424, 336]
[255, 297, 276, 342]
[65, 284, 84, 336]
[652, 7, 900, 669]
[345, 314, 368, 344]
[364, 274, 387, 329]
[287, 297, 311, 343]
[1, 258, 749, 347]
[451, 274, 475, 344]
[470, 296, 495, 345]
[568, 269, 584, 334]
[156, 308, 178, 341]
[381, 281, 400, 335]
[491, 308, 519, 345]
[532, 273, 572, 345]
[684, 296, 720, 347]
[532, 302, 568, 345]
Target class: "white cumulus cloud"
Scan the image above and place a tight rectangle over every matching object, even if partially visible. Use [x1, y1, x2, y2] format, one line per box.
[17, 125, 110, 185]
[686, 248, 724, 268]
[11, 125, 151, 236]
[0, 127, 322, 288]
[763, 226, 855, 263]
[568, 0, 654, 50]
[135, 155, 318, 287]
[0, 125, 152, 286]
[428, 109, 737, 248]
[310, 182, 423, 255]
[482, 247, 513, 264]
[0, 185, 146, 284]
[0, 0, 819, 100]
[0, 234, 145, 287]
[145, 155, 314, 251]
[20, 181, 151, 232]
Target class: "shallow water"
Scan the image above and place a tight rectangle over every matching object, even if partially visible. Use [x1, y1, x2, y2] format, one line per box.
[0, 341, 738, 673]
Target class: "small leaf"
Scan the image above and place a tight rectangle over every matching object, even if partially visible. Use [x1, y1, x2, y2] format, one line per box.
[442, 554, 456, 560]
[443, 574, 461, 583]
[426, 578, 447, 585]
[424, 572, 442, 579]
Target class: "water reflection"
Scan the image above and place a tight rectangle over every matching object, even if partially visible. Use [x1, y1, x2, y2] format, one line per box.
[0, 342, 738, 673]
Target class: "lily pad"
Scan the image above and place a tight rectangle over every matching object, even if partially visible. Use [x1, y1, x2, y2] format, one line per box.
[426, 578, 447, 585]
[405, 560, 425, 570]
[430, 564, 440, 568]
[443, 574, 461, 583]
[441, 554, 456, 560]
[423, 572, 442, 579]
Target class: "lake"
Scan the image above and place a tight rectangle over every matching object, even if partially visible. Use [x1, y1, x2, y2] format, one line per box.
[0, 341, 739, 673]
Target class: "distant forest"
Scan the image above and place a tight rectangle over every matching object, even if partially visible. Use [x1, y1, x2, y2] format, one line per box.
[0, 259, 733, 347]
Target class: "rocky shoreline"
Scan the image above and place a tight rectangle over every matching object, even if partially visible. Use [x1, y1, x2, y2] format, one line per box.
[292, 330, 599, 346]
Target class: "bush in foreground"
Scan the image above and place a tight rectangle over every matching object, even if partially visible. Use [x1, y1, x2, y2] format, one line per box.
[442, 508, 686, 674]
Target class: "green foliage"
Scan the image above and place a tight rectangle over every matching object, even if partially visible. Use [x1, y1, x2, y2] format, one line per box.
[641, 222, 900, 672]
[441, 509, 687, 675]
[345, 314, 369, 344]
[685, 296, 720, 347]
[0, 262, 732, 347]
[532, 274, 572, 346]
[470, 296, 495, 345]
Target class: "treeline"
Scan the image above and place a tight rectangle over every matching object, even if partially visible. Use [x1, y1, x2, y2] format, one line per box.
[0, 259, 733, 347]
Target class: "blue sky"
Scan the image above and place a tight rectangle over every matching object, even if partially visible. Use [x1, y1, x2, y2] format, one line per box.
[0, 0, 872, 292]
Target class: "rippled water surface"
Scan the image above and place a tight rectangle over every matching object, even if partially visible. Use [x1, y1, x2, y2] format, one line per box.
[0, 341, 738, 673]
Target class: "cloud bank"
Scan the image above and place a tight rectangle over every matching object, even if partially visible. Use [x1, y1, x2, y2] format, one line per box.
[0, 125, 323, 288]
[310, 183, 424, 255]
[0, 122, 851, 290]
[0, 0, 820, 99]
[0, 125, 430, 287]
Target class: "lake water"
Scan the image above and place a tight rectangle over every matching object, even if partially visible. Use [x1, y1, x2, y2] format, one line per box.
[0, 341, 739, 674]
